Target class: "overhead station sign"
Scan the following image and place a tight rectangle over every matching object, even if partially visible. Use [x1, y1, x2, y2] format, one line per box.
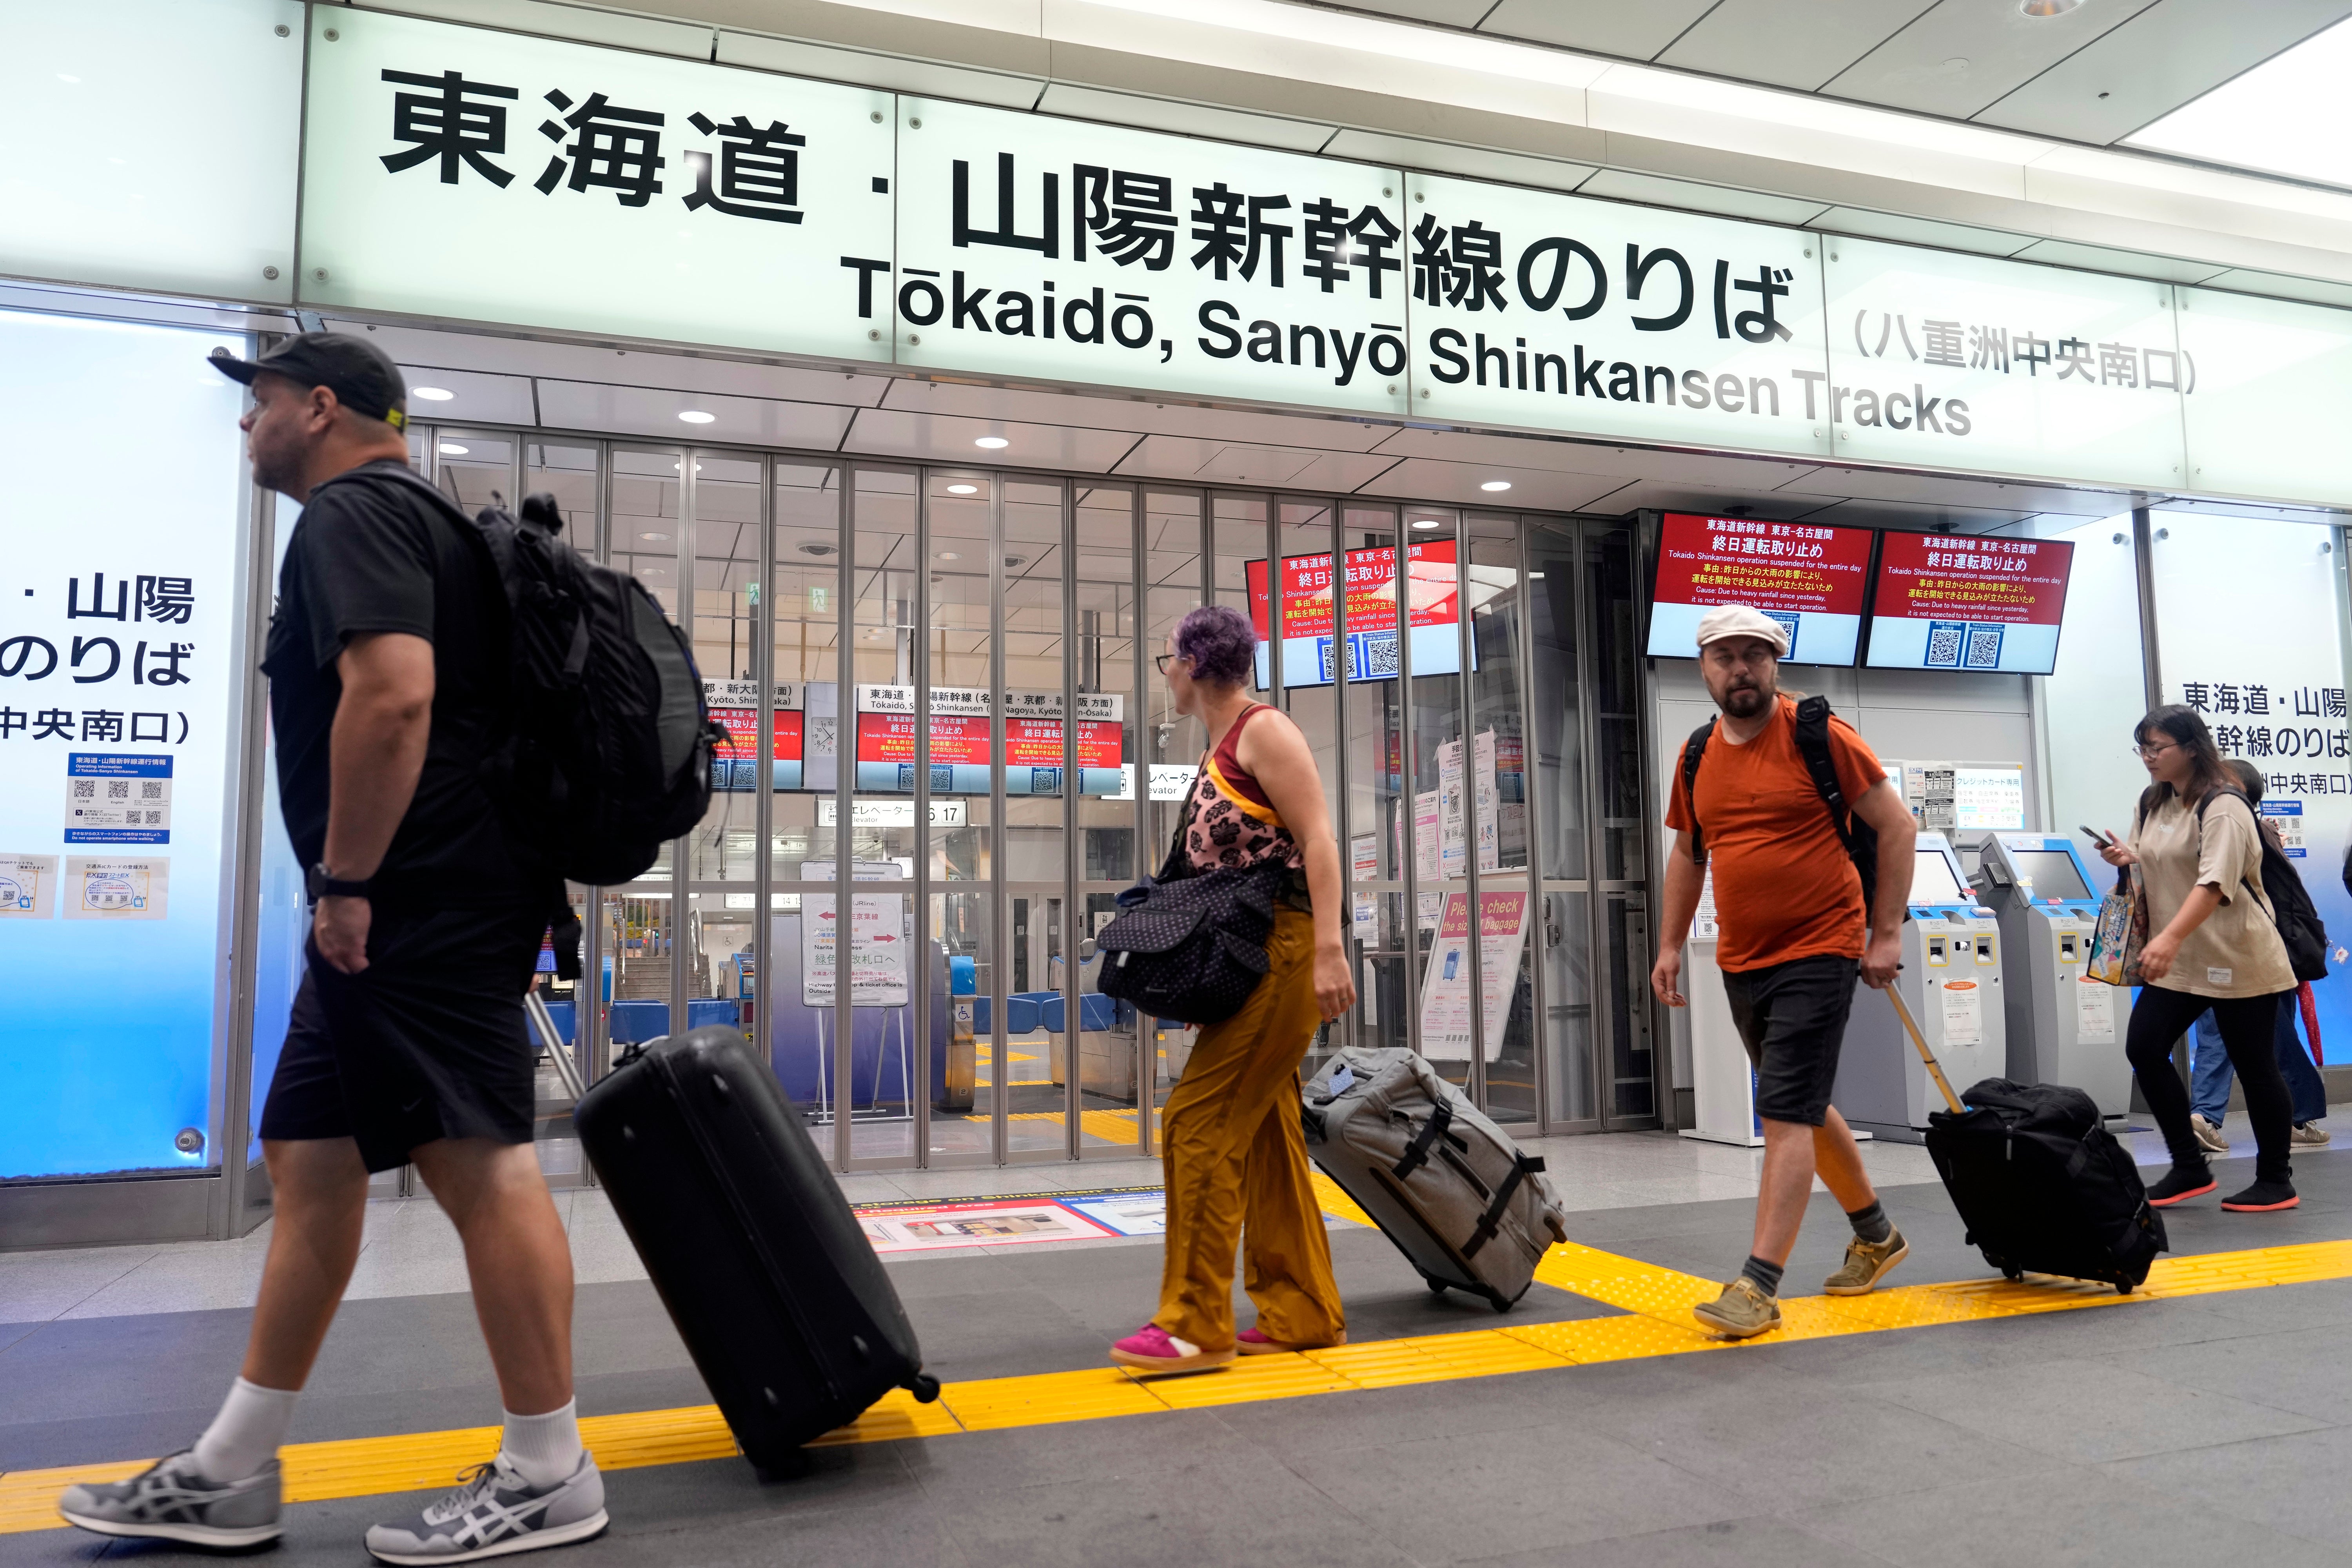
[1647, 512, 1874, 666]
[284, 4, 2352, 509]
[1866, 534, 2075, 674]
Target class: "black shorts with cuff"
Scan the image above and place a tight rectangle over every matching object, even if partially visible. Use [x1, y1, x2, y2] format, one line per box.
[258, 900, 546, 1174]
[1720, 955, 1858, 1127]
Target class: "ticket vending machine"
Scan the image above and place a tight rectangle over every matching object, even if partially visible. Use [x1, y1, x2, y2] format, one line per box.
[1834, 835, 2006, 1142]
[1971, 833, 2129, 1120]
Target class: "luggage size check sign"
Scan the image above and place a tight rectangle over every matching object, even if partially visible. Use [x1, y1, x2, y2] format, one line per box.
[9, 1227, 2352, 1533]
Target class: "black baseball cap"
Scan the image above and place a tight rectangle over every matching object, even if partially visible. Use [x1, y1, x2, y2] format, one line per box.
[208, 332, 409, 429]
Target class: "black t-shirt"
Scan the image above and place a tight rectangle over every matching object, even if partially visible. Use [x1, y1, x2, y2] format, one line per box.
[263, 459, 524, 902]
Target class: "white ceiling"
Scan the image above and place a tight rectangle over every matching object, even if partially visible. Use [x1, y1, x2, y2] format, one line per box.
[1323, 0, 2352, 150]
[357, 316, 2346, 535]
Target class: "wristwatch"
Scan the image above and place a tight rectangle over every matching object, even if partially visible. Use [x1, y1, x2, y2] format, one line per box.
[307, 862, 374, 901]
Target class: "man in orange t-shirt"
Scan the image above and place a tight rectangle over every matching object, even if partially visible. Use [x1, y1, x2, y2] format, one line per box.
[1653, 605, 1918, 1339]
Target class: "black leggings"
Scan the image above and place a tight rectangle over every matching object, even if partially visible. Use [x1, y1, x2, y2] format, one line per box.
[2126, 986, 2295, 1185]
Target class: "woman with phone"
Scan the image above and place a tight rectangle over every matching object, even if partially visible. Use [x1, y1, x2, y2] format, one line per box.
[2096, 704, 2300, 1211]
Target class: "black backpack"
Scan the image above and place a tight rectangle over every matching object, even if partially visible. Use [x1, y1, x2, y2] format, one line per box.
[1680, 694, 1881, 918]
[346, 468, 723, 896]
[1093, 759, 1286, 1026]
[2193, 789, 2329, 984]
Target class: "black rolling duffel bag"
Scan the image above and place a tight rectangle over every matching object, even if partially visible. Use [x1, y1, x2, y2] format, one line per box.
[1926, 1076, 2167, 1293]
[1889, 985, 2166, 1292]
[574, 1024, 939, 1471]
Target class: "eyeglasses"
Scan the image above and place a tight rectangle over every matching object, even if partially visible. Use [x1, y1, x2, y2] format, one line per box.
[2137, 740, 2181, 759]
[1155, 652, 1190, 674]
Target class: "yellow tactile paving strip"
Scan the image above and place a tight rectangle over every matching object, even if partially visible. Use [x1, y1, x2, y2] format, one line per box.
[12, 1231, 2352, 1536]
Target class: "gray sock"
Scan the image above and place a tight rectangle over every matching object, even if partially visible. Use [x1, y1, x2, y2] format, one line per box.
[1739, 1255, 1784, 1297]
[1846, 1200, 1892, 1246]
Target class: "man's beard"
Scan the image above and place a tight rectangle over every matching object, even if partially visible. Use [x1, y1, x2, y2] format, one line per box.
[1719, 681, 1771, 717]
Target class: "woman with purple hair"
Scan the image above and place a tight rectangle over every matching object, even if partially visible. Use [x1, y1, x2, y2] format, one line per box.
[1108, 604, 1354, 1375]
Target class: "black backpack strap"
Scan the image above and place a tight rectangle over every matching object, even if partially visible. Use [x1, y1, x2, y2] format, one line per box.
[1680, 719, 1717, 864]
[1791, 695, 1858, 854]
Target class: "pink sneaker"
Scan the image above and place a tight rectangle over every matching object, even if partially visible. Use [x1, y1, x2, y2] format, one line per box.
[1108, 1323, 1233, 1374]
[1236, 1327, 1348, 1356]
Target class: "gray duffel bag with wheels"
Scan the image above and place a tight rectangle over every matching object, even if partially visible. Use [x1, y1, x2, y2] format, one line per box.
[1303, 1046, 1569, 1311]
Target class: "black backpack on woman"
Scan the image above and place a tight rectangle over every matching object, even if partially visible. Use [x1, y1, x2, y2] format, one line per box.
[1094, 761, 1287, 1026]
[2195, 789, 2330, 983]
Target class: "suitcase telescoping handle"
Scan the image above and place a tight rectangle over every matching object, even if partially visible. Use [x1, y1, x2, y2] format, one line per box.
[524, 989, 589, 1103]
[1886, 983, 1965, 1116]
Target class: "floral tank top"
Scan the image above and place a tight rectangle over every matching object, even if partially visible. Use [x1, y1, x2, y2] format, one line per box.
[1180, 705, 1311, 907]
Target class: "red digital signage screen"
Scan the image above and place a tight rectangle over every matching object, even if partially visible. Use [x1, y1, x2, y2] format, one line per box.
[1864, 533, 2074, 674]
[1647, 514, 1875, 665]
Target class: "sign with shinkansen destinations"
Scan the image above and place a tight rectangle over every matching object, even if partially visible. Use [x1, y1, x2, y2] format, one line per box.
[1405, 173, 1827, 454]
[281, 3, 2352, 508]
[1822, 240, 2185, 488]
[890, 98, 1410, 416]
[298, 7, 894, 359]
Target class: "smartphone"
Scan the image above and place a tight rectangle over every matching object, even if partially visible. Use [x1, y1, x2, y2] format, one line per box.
[2080, 824, 2114, 848]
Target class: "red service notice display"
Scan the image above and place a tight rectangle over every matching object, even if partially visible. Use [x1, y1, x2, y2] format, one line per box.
[1647, 514, 1873, 665]
[1246, 539, 1463, 688]
[1865, 534, 2074, 674]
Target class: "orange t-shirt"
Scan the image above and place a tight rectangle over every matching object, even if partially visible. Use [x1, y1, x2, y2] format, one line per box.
[1663, 697, 1887, 974]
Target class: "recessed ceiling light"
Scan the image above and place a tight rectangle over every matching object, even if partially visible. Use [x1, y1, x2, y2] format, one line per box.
[2018, 0, 2080, 15]
[1411, 517, 1444, 530]
[946, 483, 979, 495]
[56, 73, 80, 84]
[678, 410, 716, 424]
[973, 436, 1009, 449]
[935, 550, 960, 561]
[1003, 555, 1026, 569]
[797, 542, 836, 557]
[438, 443, 468, 456]
[672, 461, 702, 474]
[411, 386, 455, 402]
[641, 532, 671, 542]
[1479, 480, 1512, 492]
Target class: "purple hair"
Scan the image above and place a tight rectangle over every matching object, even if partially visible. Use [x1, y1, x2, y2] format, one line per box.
[1173, 603, 1256, 688]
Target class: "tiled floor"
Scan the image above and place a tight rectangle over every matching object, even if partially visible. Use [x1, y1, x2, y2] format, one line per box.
[7, 1125, 2332, 1328]
[8, 1124, 2352, 1566]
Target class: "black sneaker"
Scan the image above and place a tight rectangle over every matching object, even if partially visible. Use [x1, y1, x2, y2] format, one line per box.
[2221, 1179, 2299, 1212]
[2146, 1163, 2216, 1207]
[365, 1452, 606, 1564]
[57, 1449, 283, 1548]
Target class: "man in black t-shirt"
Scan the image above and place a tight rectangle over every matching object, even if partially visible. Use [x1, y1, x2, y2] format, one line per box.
[60, 336, 606, 1564]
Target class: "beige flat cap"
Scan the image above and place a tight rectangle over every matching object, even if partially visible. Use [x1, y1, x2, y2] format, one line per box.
[1694, 603, 1791, 655]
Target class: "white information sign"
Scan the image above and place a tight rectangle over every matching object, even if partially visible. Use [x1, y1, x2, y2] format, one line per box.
[0, 854, 58, 919]
[896, 98, 1408, 416]
[2075, 974, 2117, 1043]
[299, 7, 894, 359]
[1822, 239, 2184, 488]
[1417, 890, 1530, 1062]
[1409, 173, 1828, 457]
[2152, 512, 2351, 1064]
[1953, 766, 2026, 833]
[1940, 977, 1983, 1046]
[800, 860, 909, 1007]
[2177, 286, 2352, 507]
[64, 857, 169, 920]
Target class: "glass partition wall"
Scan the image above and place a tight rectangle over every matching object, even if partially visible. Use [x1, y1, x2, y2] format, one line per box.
[408, 426, 1654, 1170]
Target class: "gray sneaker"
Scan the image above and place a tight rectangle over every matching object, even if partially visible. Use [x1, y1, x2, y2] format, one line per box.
[366, 1452, 608, 1564]
[58, 1449, 283, 1548]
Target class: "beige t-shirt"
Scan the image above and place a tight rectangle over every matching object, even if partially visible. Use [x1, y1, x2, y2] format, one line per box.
[2128, 791, 2294, 999]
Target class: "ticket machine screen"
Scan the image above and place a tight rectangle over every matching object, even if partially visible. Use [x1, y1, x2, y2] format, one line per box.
[1909, 848, 1967, 906]
[2009, 849, 2091, 901]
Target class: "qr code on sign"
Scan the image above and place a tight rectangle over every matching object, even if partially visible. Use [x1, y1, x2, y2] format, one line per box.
[1924, 621, 1965, 668]
[1354, 633, 1401, 679]
[1963, 624, 2005, 670]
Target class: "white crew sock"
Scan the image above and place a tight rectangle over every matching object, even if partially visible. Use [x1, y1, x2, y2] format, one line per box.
[191, 1377, 300, 1483]
[501, 1399, 584, 1490]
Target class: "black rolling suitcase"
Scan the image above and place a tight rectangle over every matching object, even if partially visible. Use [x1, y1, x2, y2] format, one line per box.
[1888, 992, 2167, 1293]
[574, 1024, 938, 1471]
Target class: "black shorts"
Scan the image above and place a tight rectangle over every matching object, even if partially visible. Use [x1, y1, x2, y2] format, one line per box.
[259, 901, 546, 1174]
[1720, 955, 1858, 1127]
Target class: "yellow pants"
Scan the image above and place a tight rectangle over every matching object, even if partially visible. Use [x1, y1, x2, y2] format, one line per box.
[1153, 906, 1345, 1352]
